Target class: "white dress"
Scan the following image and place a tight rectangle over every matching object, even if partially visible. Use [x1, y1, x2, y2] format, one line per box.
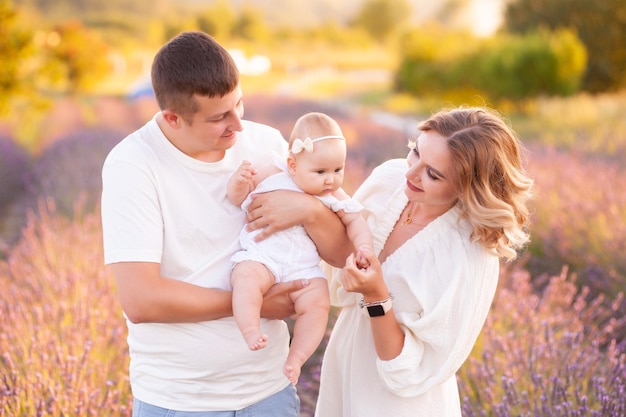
[315, 159, 499, 417]
[231, 169, 362, 282]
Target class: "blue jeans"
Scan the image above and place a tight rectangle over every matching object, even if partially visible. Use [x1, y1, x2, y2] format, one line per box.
[131, 384, 300, 417]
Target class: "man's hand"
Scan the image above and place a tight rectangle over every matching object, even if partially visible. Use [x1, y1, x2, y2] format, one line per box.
[260, 279, 310, 319]
[246, 190, 313, 241]
[247, 189, 351, 267]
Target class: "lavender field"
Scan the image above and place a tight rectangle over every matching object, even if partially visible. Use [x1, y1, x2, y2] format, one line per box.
[1, 94, 625, 416]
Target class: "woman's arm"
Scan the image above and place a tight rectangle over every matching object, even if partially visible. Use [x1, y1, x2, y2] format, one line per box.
[246, 190, 352, 267]
[340, 249, 405, 360]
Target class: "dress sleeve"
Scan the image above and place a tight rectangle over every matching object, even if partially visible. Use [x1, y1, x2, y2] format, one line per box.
[376, 231, 499, 397]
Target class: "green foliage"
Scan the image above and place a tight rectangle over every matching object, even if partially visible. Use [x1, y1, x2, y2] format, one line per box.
[351, 0, 413, 41]
[473, 29, 586, 100]
[232, 5, 270, 43]
[547, 28, 589, 95]
[41, 20, 112, 94]
[479, 34, 558, 99]
[196, 0, 236, 41]
[393, 25, 479, 95]
[394, 27, 587, 102]
[504, 0, 626, 93]
[0, 0, 36, 114]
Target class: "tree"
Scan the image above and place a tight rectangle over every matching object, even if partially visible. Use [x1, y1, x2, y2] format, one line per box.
[394, 27, 587, 102]
[41, 19, 112, 94]
[351, 0, 412, 42]
[197, 0, 236, 41]
[232, 5, 270, 43]
[473, 29, 587, 100]
[504, 0, 626, 92]
[0, 0, 36, 114]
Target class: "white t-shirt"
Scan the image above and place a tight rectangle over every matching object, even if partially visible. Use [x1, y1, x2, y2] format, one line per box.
[315, 159, 499, 417]
[101, 114, 290, 411]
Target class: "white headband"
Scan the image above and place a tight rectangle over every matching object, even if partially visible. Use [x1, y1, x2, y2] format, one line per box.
[291, 135, 345, 154]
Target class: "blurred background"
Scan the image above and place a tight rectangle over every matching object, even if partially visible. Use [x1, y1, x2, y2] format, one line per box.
[1, 0, 625, 416]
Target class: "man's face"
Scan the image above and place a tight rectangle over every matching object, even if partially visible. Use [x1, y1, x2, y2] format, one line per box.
[175, 85, 245, 162]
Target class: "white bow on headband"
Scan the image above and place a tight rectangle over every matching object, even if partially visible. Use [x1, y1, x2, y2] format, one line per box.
[291, 135, 345, 154]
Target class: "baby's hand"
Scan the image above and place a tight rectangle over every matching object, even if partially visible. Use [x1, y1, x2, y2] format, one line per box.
[227, 160, 259, 206]
[355, 245, 373, 270]
[233, 160, 257, 185]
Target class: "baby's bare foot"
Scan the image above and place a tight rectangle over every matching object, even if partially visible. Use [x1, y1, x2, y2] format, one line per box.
[283, 362, 301, 385]
[243, 328, 268, 350]
[249, 334, 268, 350]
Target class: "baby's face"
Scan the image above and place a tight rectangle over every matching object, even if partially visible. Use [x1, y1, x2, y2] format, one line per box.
[289, 139, 347, 196]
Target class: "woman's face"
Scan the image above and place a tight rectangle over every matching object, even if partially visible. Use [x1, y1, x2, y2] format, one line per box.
[405, 130, 457, 209]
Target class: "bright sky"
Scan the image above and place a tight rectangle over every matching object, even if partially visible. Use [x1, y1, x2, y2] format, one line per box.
[469, 0, 504, 37]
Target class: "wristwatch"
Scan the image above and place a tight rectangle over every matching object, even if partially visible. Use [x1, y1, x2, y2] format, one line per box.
[359, 294, 393, 317]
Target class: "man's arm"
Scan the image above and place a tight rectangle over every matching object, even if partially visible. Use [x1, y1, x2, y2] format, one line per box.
[110, 262, 304, 323]
[245, 190, 352, 267]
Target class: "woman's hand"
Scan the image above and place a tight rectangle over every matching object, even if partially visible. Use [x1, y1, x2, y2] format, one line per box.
[260, 279, 309, 319]
[340, 248, 389, 301]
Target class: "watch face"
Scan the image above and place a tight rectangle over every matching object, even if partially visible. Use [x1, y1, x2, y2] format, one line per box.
[367, 304, 385, 317]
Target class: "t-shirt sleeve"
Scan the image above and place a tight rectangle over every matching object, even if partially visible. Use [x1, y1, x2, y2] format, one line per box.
[101, 154, 163, 265]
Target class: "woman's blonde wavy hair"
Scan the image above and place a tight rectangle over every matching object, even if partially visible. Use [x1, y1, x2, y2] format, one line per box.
[418, 107, 534, 261]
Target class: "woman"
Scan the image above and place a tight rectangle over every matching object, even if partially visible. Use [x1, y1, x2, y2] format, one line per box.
[314, 107, 534, 417]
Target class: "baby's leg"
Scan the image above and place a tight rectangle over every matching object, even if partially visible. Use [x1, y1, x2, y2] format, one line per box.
[283, 277, 330, 384]
[231, 261, 275, 350]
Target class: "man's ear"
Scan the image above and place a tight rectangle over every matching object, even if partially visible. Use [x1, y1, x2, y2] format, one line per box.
[286, 155, 297, 175]
[161, 109, 181, 128]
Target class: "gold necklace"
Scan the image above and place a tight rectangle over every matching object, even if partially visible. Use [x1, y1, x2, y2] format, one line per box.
[401, 202, 417, 225]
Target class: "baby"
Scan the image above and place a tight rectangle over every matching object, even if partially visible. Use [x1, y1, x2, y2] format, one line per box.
[227, 112, 373, 384]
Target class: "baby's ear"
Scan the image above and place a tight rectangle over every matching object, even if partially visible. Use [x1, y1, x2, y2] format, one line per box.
[286, 155, 297, 174]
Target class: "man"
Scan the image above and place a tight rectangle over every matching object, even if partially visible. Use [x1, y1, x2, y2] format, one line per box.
[101, 31, 350, 416]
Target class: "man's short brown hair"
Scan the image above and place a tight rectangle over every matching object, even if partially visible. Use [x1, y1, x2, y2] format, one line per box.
[151, 31, 239, 119]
